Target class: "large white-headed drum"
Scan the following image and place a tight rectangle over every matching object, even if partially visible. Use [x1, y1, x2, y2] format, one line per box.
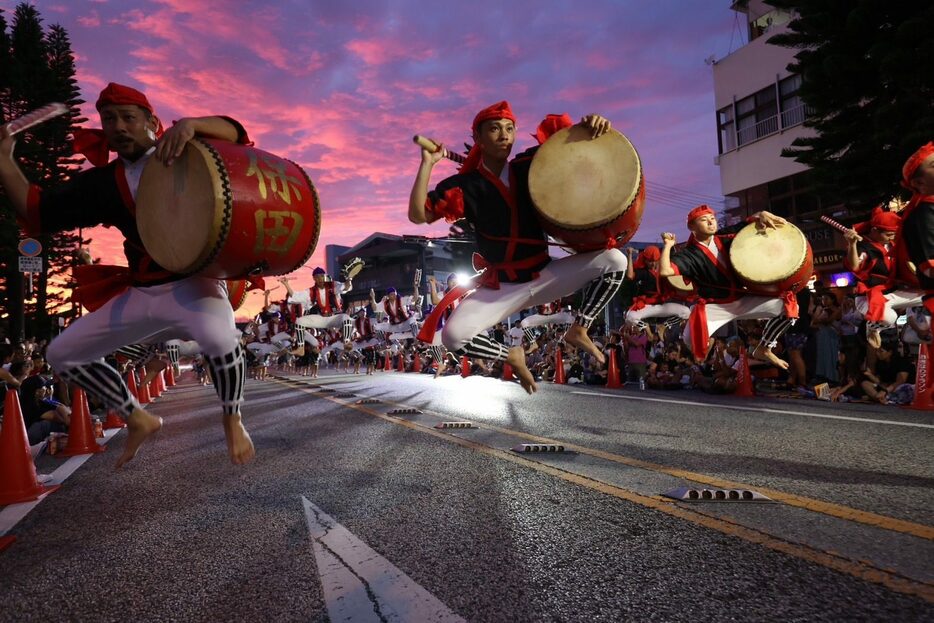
[528, 126, 645, 252]
[730, 222, 813, 295]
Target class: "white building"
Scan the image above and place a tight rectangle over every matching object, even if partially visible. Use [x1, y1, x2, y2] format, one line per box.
[713, 0, 845, 277]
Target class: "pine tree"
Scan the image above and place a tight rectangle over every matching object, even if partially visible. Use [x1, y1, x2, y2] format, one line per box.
[767, 1, 934, 209]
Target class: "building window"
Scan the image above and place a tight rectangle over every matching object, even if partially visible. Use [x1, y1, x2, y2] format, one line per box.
[717, 105, 735, 154]
[779, 74, 808, 128]
[736, 85, 779, 147]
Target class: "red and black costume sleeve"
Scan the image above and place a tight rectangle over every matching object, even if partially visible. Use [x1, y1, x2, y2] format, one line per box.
[852, 240, 894, 290]
[424, 146, 550, 285]
[900, 200, 934, 293]
[669, 235, 739, 302]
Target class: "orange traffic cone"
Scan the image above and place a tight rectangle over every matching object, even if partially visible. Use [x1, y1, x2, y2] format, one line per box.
[149, 377, 161, 399]
[606, 349, 622, 389]
[156, 370, 167, 395]
[137, 371, 152, 405]
[126, 370, 140, 401]
[503, 362, 515, 381]
[383, 352, 391, 371]
[103, 409, 126, 430]
[412, 353, 422, 373]
[59, 388, 106, 456]
[0, 535, 15, 553]
[461, 355, 471, 378]
[907, 341, 933, 411]
[396, 354, 405, 372]
[165, 365, 176, 386]
[734, 348, 755, 397]
[0, 389, 60, 505]
[553, 347, 567, 385]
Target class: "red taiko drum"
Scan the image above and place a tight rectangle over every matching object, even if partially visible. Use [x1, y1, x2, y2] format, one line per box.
[137, 139, 320, 279]
[528, 126, 645, 252]
[225, 279, 248, 311]
[730, 223, 813, 295]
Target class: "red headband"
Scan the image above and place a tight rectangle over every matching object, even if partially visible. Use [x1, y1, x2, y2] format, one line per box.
[633, 245, 661, 270]
[96, 82, 155, 113]
[460, 101, 517, 174]
[686, 204, 714, 226]
[532, 113, 573, 145]
[855, 205, 901, 235]
[902, 142, 934, 189]
[73, 82, 164, 167]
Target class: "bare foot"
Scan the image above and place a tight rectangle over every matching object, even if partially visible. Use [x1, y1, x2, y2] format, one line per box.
[140, 358, 168, 387]
[867, 329, 882, 349]
[116, 408, 163, 469]
[525, 341, 539, 355]
[563, 324, 604, 365]
[506, 346, 538, 395]
[223, 414, 255, 465]
[752, 345, 790, 370]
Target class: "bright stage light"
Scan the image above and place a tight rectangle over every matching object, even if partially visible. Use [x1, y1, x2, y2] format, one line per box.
[456, 273, 472, 286]
[835, 276, 849, 287]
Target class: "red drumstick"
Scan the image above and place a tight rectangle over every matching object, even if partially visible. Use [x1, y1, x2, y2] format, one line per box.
[2, 103, 68, 136]
[820, 215, 862, 242]
[412, 134, 466, 164]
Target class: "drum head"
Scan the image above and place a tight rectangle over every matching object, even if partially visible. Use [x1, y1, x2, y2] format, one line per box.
[730, 223, 808, 286]
[137, 140, 228, 274]
[529, 126, 642, 229]
[666, 275, 695, 294]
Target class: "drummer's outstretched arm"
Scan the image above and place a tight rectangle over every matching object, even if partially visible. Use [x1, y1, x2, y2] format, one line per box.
[0, 128, 29, 217]
[155, 116, 241, 165]
[658, 233, 677, 277]
[409, 144, 446, 224]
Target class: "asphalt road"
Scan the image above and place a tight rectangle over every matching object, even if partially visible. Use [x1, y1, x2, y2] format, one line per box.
[1, 368, 932, 622]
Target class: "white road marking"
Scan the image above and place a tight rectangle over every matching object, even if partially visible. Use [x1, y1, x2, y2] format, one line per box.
[301, 496, 466, 623]
[570, 391, 934, 429]
[0, 429, 119, 536]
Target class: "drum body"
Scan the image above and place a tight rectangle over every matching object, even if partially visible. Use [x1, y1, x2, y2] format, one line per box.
[528, 126, 645, 252]
[225, 279, 248, 311]
[665, 276, 697, 298]
[137, 139, 320, 279]
[729, 223, 813, 294]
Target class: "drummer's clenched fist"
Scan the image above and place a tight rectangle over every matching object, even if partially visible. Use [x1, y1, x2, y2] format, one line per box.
[580, 114, 611, 139]
[421, 142, 447, 166]
[661, 232, 677, 246]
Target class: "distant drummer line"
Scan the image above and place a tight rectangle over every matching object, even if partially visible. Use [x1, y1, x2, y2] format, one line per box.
[1, 87, 930, 468]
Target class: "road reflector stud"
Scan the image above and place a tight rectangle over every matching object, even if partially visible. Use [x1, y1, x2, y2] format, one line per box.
[663, 486, 772, 502]
[316, 388, 335, 393]
[434, 422, 476, 429]
[356, 398, 379, 405]
[387, 408, 422, 415]
[511, 443, 567, 453]
[334, 393, 355, 398]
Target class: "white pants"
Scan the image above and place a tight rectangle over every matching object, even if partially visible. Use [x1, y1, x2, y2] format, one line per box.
[625, 302, 692, 326]
[442, 249, 627, 353]
[375, 317, 419, 336]
[520, 311, 575, 328]
[681, 296, 786, 353]
[856, 289, 923, 328]
[296, 313, 351, 332]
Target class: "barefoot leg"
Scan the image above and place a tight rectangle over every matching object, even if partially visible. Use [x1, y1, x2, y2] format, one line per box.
[563, 324, 605, 365]
[116, 408, 163, 469]
[506, 346, 537, 395]
[752, 345, 790, 370]
[224, 413, 255, 465]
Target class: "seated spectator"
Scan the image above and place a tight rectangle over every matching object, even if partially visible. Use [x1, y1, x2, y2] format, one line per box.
[860, 341, 913, 404]
[20, 375, 71, 445]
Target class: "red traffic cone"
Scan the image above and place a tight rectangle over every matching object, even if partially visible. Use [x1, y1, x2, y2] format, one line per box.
[0, 535, 15, 553]
[137, 371, 152, 405]
[383, 352, 391, 371]
[553, 347, 567, 385]
[165, 365, 176, 386]
[0, 389, 60, 505]
[125, 370, 140, 401]
[156, 370, 167, 395]
[734, 348, 755, 397]
[907, 341, 933, 411]
[59, 387, 106, 456]
[606, 349, 622, 389]
[149, 377, 161, 399]
[461, 355, 470, 378]
[412, 353, 422, 373]
[103, 409, 126, 430]
[503, 362, 515, 381]
[396, 354, 405, 372]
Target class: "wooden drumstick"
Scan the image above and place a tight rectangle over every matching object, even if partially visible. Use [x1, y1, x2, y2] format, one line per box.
[412, 134, 466, 164]
[2, 103, 68, 137]
[820, 215, 862, 242]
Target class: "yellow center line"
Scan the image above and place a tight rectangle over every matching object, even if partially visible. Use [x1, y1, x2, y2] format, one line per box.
[272, 378, 934, 603]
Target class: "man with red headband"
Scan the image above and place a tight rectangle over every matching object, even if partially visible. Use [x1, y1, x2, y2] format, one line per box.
[843, 206, 922, 348]
[897, 142, 934, 316]
[623, 245, 692, 334]
[282, 269, 354, 345]
[0, 82, 254, 468]
[658, 205, 791, 368]
[409, 103, 625, 394]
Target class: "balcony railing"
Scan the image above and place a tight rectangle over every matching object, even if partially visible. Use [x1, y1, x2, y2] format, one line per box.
[731, 104, 812, 150]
